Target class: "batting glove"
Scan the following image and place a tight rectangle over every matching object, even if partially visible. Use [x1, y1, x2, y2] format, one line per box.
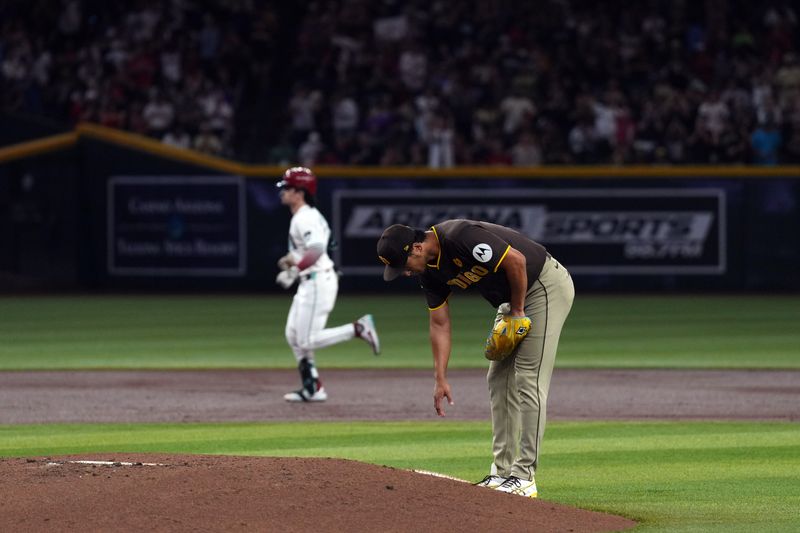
[276, 267, 299, 289]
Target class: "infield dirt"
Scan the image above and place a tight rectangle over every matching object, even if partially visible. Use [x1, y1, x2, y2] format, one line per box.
[1, 368, 795, 424]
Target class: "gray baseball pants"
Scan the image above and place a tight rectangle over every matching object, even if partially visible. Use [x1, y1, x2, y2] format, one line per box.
[487, 254, 575, 480]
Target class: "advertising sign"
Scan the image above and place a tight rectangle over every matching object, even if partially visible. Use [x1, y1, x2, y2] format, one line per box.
[108, 176, 246, 276]
[333, 188, 725, 275]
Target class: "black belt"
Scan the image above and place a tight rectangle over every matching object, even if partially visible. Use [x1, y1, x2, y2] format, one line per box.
[301, 268, 333, 281]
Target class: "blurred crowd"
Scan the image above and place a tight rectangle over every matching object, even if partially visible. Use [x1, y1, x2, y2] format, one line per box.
[2, 0, 800, 166]
[1, 0, 277, 156]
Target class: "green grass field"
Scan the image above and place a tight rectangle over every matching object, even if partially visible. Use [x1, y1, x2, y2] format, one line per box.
[1, 294, 798, 369]
[1, 294, 799, 531]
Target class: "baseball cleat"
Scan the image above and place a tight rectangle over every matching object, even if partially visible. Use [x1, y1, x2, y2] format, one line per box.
[495, 476, 538, 498]
[474, 475, 505, 489]
[283, 386, 328, 402]
[355, 314, 381, 355]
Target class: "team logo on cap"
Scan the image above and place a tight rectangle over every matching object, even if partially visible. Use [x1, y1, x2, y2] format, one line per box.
[472, 244, 492, 263]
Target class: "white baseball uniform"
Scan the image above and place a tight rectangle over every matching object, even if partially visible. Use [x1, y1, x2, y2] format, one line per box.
[284, 204, 355, 363]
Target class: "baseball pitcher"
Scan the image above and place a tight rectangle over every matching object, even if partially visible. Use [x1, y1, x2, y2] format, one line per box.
[377, 220, 574, 498]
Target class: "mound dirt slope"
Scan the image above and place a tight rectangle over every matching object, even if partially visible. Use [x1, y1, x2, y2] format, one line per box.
[1, 454, 635, 532]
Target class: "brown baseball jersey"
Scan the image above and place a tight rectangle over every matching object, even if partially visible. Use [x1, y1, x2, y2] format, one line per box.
[419, 219, 549, 309]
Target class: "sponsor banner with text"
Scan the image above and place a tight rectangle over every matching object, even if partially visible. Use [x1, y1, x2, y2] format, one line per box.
[108, 176, 246, 276]
[333, 189, 725, 275]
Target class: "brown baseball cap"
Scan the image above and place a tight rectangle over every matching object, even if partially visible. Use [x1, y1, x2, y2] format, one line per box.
[376, 224, 416, 281]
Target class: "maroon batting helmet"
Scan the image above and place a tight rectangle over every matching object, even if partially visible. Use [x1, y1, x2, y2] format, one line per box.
[277, 166, 317, 196]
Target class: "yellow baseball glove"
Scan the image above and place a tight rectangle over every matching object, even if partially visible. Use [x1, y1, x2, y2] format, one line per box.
[484, 315, 532, 361]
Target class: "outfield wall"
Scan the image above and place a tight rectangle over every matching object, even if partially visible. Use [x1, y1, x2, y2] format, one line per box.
[1, 124, 798, 292]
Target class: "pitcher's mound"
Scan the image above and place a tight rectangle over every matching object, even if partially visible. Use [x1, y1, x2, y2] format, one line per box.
[1, 455, 635, 532]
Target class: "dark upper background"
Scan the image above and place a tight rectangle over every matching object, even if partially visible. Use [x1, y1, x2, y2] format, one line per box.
[0, 0, 798, 292]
